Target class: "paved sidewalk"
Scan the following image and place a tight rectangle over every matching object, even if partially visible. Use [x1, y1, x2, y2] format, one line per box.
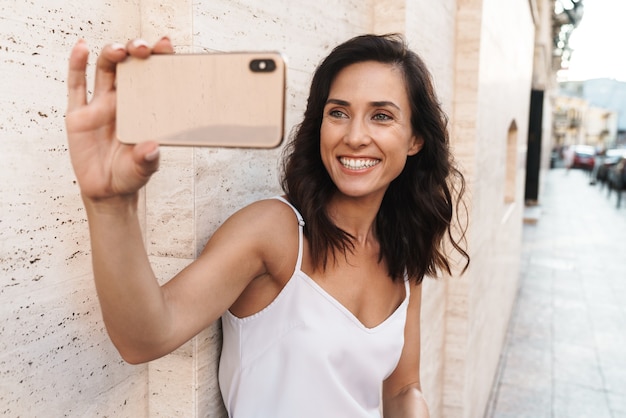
[485, 168, 626, 418]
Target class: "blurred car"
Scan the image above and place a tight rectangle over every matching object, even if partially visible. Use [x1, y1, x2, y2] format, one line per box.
[571, 145, 596, 170]
[608, 156, 626, 208]
[608, 156, 626, 188]
[596, 148, 626, 184]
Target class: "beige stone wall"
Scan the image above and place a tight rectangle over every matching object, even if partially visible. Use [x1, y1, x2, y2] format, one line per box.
[1, 1, 537, 417]
[443, 0, 536, 417]
[1, 2, 149, 416]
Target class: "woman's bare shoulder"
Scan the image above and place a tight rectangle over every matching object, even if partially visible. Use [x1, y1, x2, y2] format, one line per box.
[232, 196, 299, 225]
[198, 196, 301, 269]
[210, 197, 301, 279]
[215, 197, 301, 245]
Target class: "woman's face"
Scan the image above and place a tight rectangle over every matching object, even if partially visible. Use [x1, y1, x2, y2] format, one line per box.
[320, 61, 423, 201]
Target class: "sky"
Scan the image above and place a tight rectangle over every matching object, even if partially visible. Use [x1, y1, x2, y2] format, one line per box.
[562, 0, 626, 81]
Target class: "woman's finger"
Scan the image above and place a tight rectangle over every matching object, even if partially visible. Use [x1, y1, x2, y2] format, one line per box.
[92, 42, 128, 100]
[132, 140, 161, 177]
[152, 36, 175, 55]
[66, 40, 90, 112]
[125, 38, 151, 58]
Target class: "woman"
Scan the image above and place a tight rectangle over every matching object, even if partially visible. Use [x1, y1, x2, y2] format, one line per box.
[66, 33, 468, 417]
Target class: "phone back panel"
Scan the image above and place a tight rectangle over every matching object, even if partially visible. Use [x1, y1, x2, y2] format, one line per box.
[116, 52, 286, 148]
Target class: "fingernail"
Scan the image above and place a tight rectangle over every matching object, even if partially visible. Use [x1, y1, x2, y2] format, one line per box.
[145, 147, 160, 162]
[159, 36, 171, 42]
[132, 39, 150, 49]
[111, 42, 126, 51]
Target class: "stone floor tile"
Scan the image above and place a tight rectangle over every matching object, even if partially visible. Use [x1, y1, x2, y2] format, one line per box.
[490, 383, 551, 418]
[552, 314, 596, 348]
[553, 382, 612, 418]
[608, 391, 626, 417]
[553, 343, 604, 390]
[602, 366, 626, 395]
[594, 333, 626, 369]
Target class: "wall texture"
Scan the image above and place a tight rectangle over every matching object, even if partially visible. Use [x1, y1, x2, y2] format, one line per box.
[1, 0, 537, 417]
[460, 0, 535, 416]
[1, 2, 149, 416]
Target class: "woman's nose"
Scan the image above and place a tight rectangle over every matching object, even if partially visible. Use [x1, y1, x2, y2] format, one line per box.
[343, 119, 371, 148]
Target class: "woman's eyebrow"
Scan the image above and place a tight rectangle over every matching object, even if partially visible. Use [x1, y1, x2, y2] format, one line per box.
[326, 98, 349, 106]
[371, 100, 400, 110]
[326, 98, 400, 110]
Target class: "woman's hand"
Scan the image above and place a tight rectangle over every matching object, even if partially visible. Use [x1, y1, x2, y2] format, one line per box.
[65, 37, 174, 201]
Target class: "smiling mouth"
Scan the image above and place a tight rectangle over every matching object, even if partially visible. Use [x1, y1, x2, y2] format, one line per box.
[339, 157, 381, 170]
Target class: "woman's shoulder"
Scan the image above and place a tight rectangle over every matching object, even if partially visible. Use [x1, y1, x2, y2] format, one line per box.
[239, 195, 298, 218]
[225, 196, 302, 271]
[225, 196, 301, 236]
[205, 196, 301, 264]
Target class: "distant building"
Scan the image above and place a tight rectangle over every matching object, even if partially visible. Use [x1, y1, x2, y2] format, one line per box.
[558, 78, 626, 147]
[552, 95, 587, 147]
[552, 94, 618, 150]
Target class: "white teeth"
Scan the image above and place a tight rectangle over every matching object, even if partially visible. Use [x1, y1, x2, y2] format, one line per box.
[339, 157, 380, 170]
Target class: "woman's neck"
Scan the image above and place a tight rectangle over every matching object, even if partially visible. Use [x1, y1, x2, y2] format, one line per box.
[326, 194, 382, 246]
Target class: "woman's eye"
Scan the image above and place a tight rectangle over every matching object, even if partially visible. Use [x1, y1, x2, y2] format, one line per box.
[329, 110, 347, 118]
[373, 113, 392, 121]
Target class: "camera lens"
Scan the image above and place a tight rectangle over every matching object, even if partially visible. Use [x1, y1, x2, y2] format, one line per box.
[250, 59, 276, 73]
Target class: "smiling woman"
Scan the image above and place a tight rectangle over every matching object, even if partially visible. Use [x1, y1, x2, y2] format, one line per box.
[320, 61, 421, 202]
[65, 33, 468, 418]
[282, 35, 469, 282]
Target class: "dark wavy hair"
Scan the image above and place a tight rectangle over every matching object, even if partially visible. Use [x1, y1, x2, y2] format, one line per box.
[280, 33, 469, 284]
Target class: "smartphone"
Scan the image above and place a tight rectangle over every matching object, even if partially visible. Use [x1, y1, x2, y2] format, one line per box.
[116, 52, 286, 148]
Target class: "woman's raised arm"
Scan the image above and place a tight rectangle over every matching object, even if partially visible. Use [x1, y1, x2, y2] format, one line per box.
[65, 39, 269, 364]
[65, 38, 179, 362]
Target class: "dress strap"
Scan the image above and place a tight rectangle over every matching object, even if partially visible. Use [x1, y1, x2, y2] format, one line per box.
[273, 196, 305, 271]
[404, 276, 411, 300]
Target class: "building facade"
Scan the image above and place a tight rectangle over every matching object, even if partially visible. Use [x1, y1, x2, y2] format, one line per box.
[1, 1, 549, 417]
[558, 78, 626, 149]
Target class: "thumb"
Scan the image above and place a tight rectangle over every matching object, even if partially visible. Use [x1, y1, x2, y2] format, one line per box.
[132, 141, 160, 178]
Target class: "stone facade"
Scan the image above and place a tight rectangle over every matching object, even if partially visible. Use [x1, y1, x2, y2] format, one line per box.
[1, 1, 538, 416]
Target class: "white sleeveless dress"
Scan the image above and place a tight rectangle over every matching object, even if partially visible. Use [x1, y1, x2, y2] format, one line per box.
[219, 197, 410, 417]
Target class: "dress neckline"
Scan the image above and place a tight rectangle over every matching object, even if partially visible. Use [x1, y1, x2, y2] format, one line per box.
[273, 195, 410, 331]
[297, 269, 410, 332]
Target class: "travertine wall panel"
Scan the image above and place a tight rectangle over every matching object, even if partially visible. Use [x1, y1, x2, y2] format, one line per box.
[373, 0, 407, 35]
[444, 0, 535, 417]
[406, 0, 457, 109]
[140, 0, 193, 46]
[443, 2, 483, 416]
[1, 1, 150, 416]
[146, 148, 196, 259]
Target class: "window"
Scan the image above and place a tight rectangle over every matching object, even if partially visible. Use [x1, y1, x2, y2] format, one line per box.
[505, 121, 518, 203]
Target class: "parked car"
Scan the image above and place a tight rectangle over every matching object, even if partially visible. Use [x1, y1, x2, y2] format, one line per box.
[571, 145, 596, 170]
[607, 156, 626, 208]
[596, 148, 626, 185]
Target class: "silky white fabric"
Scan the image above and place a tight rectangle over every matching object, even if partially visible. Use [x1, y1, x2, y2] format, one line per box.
[219, 197, 410, 418]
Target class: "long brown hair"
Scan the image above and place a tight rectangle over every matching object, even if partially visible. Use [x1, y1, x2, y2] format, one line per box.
[281, 34, 469, 283]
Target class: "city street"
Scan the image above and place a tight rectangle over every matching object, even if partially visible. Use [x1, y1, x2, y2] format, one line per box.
[486, 167, 626, 418]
